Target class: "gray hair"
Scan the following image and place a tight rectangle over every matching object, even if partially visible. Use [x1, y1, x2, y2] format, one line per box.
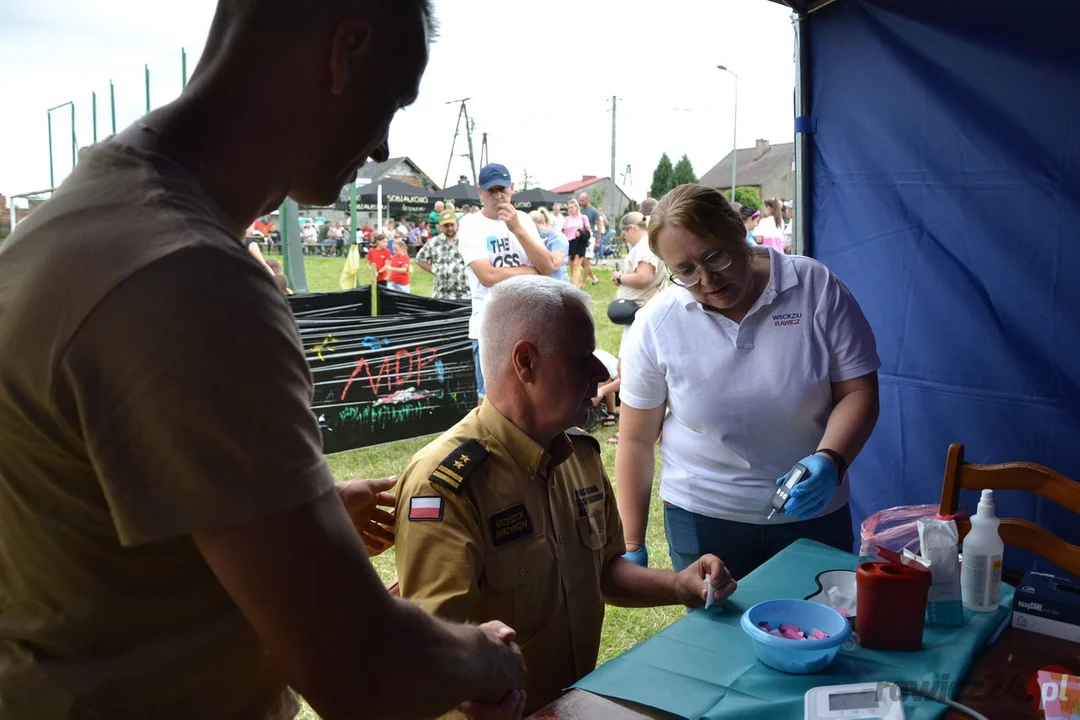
[479, 276, 593, 385]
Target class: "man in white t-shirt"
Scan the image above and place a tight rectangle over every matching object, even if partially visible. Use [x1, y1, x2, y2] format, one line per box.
[457, 163, 558, 403]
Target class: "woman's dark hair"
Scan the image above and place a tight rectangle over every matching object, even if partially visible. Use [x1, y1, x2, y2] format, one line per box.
[647, 184, 747, 259]
[765, 198, 783, 221]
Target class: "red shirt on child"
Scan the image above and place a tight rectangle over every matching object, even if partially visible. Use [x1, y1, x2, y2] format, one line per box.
[389, 255, 411, 286]
[367, 247, 392, 281]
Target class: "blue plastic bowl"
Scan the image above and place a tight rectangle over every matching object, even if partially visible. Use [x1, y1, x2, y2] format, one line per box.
[740, 598, 852, 674]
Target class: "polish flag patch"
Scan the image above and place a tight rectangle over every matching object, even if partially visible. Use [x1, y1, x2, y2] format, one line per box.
[408, 496, 444, 521]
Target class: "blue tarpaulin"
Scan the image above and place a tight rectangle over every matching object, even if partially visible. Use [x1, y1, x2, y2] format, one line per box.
[806, 0, 1080, 573]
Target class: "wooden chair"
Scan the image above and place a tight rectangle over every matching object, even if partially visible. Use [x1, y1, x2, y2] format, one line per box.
[939, 442, 1080, 577]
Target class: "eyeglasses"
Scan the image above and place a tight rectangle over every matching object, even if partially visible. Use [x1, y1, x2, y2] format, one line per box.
[669, 249, 732, 288]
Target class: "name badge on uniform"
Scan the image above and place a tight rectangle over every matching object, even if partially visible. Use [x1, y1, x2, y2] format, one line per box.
[489, 504, 532, 546]
[574, 485, 604, 517]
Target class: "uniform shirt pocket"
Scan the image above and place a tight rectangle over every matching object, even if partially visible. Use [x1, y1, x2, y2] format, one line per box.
[575, 512, 607, 551]
[481, 539, 556, 639]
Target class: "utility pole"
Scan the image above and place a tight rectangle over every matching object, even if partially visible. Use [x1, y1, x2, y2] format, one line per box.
[718, 66, 739, 199]
[479, 132, 489, 168]
[443, 99, 478, 188]
[610, 95, 617, 191]
[464, 115, 477, 185]
[521, 169, 532, 190]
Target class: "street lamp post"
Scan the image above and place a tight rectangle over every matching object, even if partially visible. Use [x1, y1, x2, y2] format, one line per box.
[717, 66, 738, 201]
[46, 101, 76, 189]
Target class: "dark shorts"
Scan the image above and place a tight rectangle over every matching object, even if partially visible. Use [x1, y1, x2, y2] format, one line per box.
[663, 502, 854, 580]
[568, 237, 588, 259]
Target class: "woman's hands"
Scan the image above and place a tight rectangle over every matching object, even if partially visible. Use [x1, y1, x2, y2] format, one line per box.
[777, 454, 839, 520]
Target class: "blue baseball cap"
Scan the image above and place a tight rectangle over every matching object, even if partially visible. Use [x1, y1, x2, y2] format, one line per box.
[478, 163, 512, 190]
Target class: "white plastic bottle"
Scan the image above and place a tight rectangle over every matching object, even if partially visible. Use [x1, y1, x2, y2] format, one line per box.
[960, 489, 1005, 611]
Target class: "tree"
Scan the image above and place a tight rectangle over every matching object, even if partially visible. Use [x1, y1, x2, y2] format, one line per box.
[671, 154, 697, 187]
[588, 186, 607, 210]
[650, 153, 675, 199]
[733, 186, 762, 210]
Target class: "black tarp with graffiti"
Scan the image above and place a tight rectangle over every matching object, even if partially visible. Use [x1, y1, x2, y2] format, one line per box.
[290, 288, 475, 454]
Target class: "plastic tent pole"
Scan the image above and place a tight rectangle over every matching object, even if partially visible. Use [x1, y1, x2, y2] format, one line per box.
[793, 10, 810, 257]
[349, 174, 358, 275]
[280, 198, 308, 292]
[373, 183, 382, 316]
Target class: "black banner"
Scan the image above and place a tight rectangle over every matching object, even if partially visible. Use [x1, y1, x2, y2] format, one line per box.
[290, 287, 373, 319]
[290, 290, 476, 454]
[376, 284, 470, 315]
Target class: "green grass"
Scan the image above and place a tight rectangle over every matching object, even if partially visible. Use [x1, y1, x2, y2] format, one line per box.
[295, 255, 678, 718]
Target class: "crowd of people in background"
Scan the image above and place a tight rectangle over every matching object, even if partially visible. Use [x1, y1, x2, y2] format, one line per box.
[248, 186, 794, 307]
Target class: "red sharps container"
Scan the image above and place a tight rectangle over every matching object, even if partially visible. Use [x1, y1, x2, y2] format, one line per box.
[855, 561, 932, 651]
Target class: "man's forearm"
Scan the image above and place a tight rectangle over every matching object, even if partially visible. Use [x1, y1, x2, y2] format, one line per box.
[477, 264, 536, 287]
[310, 596, 509, 719]
[380, 600, 511, 714]
[513, 227, 557, 275]
[601, 557, 679, 608]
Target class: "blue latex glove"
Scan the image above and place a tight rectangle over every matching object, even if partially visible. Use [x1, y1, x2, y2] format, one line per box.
[777, 453, 839, 520]
[622, 545, 648, 567]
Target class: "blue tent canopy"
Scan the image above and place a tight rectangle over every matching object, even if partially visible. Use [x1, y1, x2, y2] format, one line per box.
[786, 0, 1080, 574]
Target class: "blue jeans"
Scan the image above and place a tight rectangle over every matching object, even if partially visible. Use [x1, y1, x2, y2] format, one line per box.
[471, 339, 485, 397]
[663, 503, 854, 580]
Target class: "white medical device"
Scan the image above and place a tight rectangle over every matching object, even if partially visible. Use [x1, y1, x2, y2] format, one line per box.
[804, 682, 906, 720]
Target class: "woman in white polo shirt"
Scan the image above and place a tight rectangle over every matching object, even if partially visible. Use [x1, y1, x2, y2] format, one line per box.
[615, 184, 880, 578]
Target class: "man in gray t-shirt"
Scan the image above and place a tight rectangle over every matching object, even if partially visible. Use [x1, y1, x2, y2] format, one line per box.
[578, 192, 601, 238]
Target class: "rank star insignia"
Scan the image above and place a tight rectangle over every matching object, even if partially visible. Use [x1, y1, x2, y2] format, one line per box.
[429, 440, 488, 495]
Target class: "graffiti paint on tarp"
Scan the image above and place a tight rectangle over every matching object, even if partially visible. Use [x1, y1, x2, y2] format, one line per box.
[290, 293, 475, 454]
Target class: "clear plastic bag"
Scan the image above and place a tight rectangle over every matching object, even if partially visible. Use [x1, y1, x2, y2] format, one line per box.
[858, 504, 941, 557]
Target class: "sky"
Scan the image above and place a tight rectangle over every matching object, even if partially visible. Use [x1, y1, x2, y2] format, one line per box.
[0, 0, 796, 202]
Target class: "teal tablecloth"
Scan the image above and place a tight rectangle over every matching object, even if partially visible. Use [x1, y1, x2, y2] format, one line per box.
[574, 539, 1013, 720]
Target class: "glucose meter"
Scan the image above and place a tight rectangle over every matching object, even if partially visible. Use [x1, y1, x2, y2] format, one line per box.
[804, 683, 905, 720]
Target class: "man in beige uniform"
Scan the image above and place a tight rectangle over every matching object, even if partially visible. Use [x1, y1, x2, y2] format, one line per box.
[0, 1, 527, 719]
[394, 276, 738, 715]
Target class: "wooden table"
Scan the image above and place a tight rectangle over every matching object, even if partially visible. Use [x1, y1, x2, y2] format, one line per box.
[529, 625, 1080, 719]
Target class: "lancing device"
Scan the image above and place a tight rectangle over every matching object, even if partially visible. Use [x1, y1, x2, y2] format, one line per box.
[767, 462, 810, 519]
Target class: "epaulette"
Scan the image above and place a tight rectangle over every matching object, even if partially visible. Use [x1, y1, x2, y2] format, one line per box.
[565, 427, 601, 454]
[429, 438, 488, 494]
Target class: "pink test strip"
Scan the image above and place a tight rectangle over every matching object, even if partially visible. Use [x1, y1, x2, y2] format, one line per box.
[782, 628, 804, 640]
[811, 629, 828, 640]
[779, 623, 799, 633]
